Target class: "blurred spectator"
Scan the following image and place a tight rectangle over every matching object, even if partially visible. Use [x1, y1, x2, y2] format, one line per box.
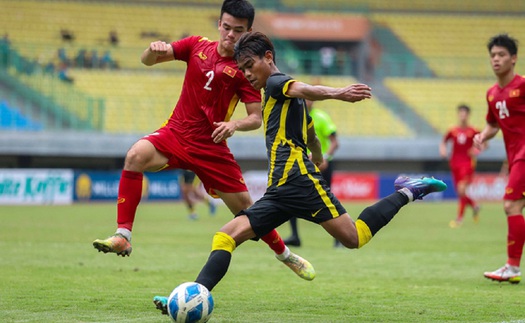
[57, 48, 71, 65]
[100, 50, 118, 69]
[58, 62, 74, 83]
[75, 49, 87, 67]
[109, 30, 119, 46]
[60, 29, 75, 42]
[319, 46, 336, 75]
[86, 50, 99, 68]
[43, 60, 55, 74]
[0, 33, 10, 68]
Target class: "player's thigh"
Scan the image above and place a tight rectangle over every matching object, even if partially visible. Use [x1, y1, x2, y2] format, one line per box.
[124, 139, 169, 172]
[320, 214, 358, 248]
[216, 190, 253, 215]
[503, 198, 525, 216]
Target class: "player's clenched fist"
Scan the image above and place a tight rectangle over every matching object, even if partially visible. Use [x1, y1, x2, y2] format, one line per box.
[148, 41, 170, 55]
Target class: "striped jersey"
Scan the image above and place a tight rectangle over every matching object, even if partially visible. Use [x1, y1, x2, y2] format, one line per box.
[263, 73, 319, 188]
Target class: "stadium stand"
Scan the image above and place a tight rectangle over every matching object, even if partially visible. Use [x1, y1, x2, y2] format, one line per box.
[371, 13, 525, 78]
[0, 0, 521, 137]
[70, 69, 179, 133]
[385, 78, 489, 134]
[0, 0, 219, 70]
[278, 0, 525, 13]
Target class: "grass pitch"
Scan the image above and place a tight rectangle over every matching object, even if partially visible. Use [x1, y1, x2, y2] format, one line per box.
[1, 201, 524, 322]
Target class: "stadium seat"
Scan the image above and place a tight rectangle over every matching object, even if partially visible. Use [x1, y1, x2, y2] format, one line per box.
[385, 78, 490, 134]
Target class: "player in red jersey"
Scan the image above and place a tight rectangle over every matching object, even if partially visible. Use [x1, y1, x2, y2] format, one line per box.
[439, 104, 481, 228]
[474, 34, 525, 284]
[92, 0, 315, 281]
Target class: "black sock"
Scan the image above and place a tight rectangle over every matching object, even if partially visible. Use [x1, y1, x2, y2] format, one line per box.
[195, 250, 232, 291]
[289, 217, 299, 238]
[357, 192, 408, 236]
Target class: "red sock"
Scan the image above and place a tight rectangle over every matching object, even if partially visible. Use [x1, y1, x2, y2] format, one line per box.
[457, 197, 467, 221]
[117, 170, 143, 231]
[261, 229, 286, 255]
[507, 214, 525, 267]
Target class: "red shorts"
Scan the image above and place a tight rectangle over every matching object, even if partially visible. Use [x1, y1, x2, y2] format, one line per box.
[450, 163, 474, 187]
[505, 160, 525, 201]
[142, 126, 248, 197]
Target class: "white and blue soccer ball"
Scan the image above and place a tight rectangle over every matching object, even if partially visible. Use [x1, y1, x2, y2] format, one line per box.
[167, 282, 214, 323]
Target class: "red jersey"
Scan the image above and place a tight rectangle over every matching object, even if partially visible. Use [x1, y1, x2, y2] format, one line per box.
[486, 74, 525, 165]
[443, 126, 479, 167]
[167, 36, 261, 143]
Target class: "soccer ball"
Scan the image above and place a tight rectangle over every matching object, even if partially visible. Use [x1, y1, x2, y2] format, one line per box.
[167, 282, 214, 323]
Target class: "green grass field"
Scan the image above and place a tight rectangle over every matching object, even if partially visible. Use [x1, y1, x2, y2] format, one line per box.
[1, 201, 524, 323]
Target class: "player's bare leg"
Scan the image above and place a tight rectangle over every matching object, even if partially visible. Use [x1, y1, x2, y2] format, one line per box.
[485, 198, 525, 284]
[216, 190, 315, 280]
[93, 139, 169, 256]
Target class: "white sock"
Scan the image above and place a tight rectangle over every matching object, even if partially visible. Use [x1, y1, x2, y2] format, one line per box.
[399, 187, 414, 202]
[275, 246, 291, 261]
[116, 228, 131, 241]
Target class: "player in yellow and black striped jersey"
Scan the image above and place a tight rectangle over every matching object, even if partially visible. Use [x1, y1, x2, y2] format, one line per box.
[158, 32, 447, 297]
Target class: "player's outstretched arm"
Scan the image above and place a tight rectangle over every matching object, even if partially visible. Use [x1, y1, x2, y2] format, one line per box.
[141, 41, 174, 66]
[286, 81, 372, 103]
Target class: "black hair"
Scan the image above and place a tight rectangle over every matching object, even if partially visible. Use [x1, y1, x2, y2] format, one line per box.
[234, 31, 275, 63]
[487, 34, 518, 56]
[457, 104, 470, 114]
[220, 0, 255, 30]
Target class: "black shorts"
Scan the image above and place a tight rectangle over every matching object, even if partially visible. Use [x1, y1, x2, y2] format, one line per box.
[181, 170, 196, 184]
[239, 172, 346, 238]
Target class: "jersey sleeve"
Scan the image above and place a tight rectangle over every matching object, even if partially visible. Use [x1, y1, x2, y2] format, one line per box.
[266, 74, 294, 99]
[171, 35, 200, 62]
[485, 88, 498, 124]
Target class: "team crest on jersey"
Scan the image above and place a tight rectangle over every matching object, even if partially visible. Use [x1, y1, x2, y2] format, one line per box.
[223, 66, 237, 78]
[198, 52, 207, 60]
[506, 187, 514, 194]
[510, 89, 520, 97]
[488, 95, 494, 102]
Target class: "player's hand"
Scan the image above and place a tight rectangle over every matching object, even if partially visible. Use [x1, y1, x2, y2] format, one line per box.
[473, 133, 484, 150]
[337, 84, 372, 103]
[310, 152, 323, 168]
[148, 41, 170, 56]
[212, 121, 237, 143]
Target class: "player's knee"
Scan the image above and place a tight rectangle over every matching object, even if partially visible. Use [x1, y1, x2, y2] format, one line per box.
[339, 236, 359, 249]
[503, 200, 522, 216]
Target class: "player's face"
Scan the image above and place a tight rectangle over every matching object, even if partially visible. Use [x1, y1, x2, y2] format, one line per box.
[218, 13, 250, 55]
[236, 53, 272, 90]
[490, 45, 517, 76]
[458, 109, 469, 125]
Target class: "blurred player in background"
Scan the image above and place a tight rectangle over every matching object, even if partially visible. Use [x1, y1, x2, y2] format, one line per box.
[283, 99, 341, 247]
[439, 104, 481, 228]
[153, 32, 447, 313]
[179, 170, 216, 220]
[93, 0, 314, 281]
[474, 34, 525, 284]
